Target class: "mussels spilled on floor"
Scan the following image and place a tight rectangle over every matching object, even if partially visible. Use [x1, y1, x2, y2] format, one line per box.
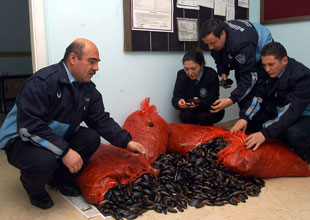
[98, 137, 265, 219]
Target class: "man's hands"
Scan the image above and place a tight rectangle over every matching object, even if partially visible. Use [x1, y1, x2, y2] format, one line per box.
[62, 148, 83, 174]
[230, 119, 248, 134]
[127, 141, 148, 159]
[220, 73, 232, 88]
[230, 119, 266, 151]
[210, 98, 233, 113]
[244, 132, 266, 151]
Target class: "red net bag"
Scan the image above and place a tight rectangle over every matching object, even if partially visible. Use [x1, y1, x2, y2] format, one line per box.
[167, 123, 229, 155]
[217, 131, 310, 178]
[122, 97, 169, 164]
[76, 144, 157, 205]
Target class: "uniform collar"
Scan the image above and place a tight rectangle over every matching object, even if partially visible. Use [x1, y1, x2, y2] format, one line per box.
[63, 62, 76, 83]
[195, 67, 204, 83]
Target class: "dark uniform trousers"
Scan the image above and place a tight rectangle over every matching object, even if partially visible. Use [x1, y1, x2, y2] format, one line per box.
[5, 127, 100, 198]
[179, 108, 225, 126]
[246, 108, 310, 162]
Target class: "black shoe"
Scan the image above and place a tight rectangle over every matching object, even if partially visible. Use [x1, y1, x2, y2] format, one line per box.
[19, 176, 54, 209]
[59, 184, 81, 197]
[29, 191, 54, 209]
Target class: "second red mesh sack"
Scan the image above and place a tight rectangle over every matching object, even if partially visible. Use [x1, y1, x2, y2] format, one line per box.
[217, 131, 310, 178]
[167, 123, 229, 155]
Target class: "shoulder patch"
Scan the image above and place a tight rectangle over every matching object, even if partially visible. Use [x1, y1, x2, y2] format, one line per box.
[235, 54, 246, 64]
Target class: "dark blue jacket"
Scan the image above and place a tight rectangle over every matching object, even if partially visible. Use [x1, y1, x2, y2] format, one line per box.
[172, 66, 220, 111]
[211, 20, 273, 103]
[242, 57, 310, 139]
[0, 61, 132, 157]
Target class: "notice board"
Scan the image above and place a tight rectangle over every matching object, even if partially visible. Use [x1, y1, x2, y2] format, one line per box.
[124, 0, 249, 52]
[261, 0, 310, 24]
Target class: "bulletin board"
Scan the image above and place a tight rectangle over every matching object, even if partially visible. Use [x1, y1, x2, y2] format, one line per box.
[261, 0, 310, 24]
[124, 0, 249, 52]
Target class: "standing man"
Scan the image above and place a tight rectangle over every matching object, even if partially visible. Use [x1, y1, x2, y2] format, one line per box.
[231, 42, 310, 163]
[0, 38, 146, 209]
[199, 19, 273, 113]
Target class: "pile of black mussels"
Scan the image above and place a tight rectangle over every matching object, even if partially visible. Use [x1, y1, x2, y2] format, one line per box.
[98, 137, 265, 219]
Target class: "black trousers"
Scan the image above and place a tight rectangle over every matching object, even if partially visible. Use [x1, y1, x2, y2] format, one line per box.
[246, 109, 310, 162]
[179, 108, 225, 126]
[5, 127, 100, 197]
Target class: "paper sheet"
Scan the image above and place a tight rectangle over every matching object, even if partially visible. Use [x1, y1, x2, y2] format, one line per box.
[226, 5, 235, 20]
[214, 0, 226, 16]
[132, 0, 173, 32]
[177, 17, 199, 41]
[61, 194, 107, 219]
[197, 0, 214, 9]
[177, 0, 200, 10]
[238, 0, 249, 8]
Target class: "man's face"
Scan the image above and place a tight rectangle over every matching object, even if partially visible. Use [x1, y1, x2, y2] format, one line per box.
[71, 43, 100, 82]
[202, 30, 226, 51]
[184, 60, 203, 80]
[262, 55, 288, 78]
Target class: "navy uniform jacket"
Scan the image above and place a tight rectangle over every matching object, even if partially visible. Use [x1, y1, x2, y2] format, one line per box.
[172, 66, 220, 112]
[211, 20, 273, 103]
[241, 58, 310, 139]
[0, 60, 132, 157]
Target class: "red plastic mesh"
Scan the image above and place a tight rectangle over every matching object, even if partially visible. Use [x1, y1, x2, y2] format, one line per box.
[76, 144, 157, 205]
[167, 123, 229, 155]
[122, 97, 169, 164]
[217, 132, 310, 178]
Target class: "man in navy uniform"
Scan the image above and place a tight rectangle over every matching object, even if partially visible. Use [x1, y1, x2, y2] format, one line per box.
[200, 19, 273, 115]
[0, 38, 146, 209]
[231, 42, 310, 163]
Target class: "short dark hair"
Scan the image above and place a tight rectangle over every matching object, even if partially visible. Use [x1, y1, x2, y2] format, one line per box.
[63, 41, 85, 61]
[182, 48, 205, 66]
[261, 42, 287, 60]
[200, 19, 226, 39]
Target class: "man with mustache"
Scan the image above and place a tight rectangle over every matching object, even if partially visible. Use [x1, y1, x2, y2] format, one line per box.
[0, 38, 146, 209]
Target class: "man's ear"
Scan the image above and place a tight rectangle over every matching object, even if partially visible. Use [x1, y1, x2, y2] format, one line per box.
[68, 52, 77, 65]
[220, 30, 226, 39]
[281, 56, 288, 65]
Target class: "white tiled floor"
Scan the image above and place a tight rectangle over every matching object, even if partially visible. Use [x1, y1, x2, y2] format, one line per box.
[1, 149, 310, 220]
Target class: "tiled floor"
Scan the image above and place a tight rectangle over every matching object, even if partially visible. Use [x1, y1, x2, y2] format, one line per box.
[1, 149, 310, 220]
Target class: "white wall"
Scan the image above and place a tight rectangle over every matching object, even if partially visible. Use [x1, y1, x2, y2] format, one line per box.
[44, 0, 239, 125]
[249, 0, 310, 68]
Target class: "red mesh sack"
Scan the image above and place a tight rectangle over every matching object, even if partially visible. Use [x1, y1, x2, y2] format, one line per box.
[217, 131, 310, 178]
[122, 97, 169, 164]
[167, 123, 229, 155]
[76, 144, 157, 205]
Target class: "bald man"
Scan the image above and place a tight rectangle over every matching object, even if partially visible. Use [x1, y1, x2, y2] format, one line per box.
[0, 38, 146, 209]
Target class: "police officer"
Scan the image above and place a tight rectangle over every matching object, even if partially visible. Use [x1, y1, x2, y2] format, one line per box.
[172, 49, 225, 126]
[0, 38, 146, 209]
[231, 42, 310, 163]
[200, 19, 273, 114]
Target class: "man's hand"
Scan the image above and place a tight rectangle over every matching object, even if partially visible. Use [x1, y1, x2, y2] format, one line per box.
[210, 98, 233, 113]
[62, 148, 83, 173]
[244, 132, 266, 151]
[230, 119, 248, 134]
[219, 73, 227, 81]
[127, 141, 147, 159]
[219, 73, 231, 88]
